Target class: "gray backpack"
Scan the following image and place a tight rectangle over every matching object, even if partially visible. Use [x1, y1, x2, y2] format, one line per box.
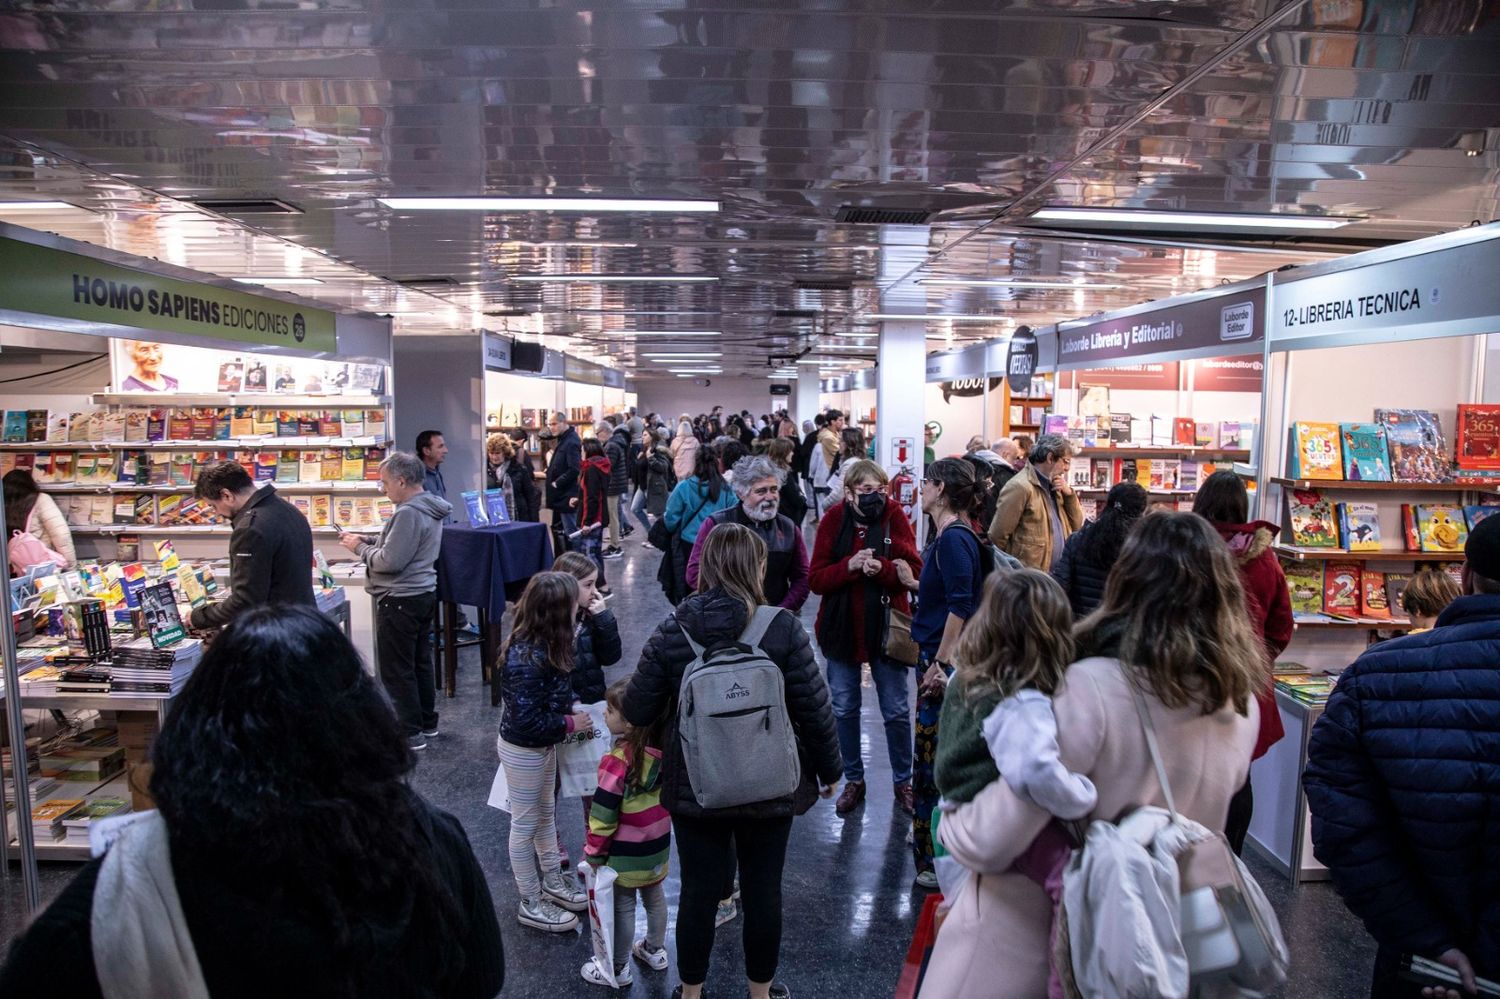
[677, 606, 802, 809]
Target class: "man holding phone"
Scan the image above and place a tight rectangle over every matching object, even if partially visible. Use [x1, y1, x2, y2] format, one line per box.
[986, 432, 1082, 572]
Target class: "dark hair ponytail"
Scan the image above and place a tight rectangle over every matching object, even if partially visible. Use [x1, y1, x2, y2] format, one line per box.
[1079, 481, 1149, 566]
[926, 457, 983, 520]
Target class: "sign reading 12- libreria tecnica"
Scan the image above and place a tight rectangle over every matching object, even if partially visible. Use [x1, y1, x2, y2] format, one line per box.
[0, 235, 337, 353]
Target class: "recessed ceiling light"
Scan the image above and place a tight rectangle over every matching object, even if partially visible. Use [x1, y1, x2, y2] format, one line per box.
[1028, 207, 1356, 230]
[0, 200, 77, 211]
[643, 352, 721, 359]
[867, 313, 1009, 322]
[380, 196, 719, 213]
[612, 331, 723, 337]
[232, 276, 325, 286]
[510, 274, 718, 283]
[917, 278, 1126, 290]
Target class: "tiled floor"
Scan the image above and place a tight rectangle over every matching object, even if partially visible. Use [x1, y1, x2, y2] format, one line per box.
[0, 539, 1378, 997]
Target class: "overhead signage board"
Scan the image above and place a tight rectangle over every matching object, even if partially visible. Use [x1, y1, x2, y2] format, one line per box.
[1056, 285, 1265, 369]
[1271, 229, 1500, 348]
[924, 343, 989, 382]
[482, 331, 512, 371]
[541, 348, 566, 379]
[0, 234, 338, 354]
[1006, 326, 1039, 392]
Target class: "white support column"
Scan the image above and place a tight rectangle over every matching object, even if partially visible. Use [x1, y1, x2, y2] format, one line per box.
[794, 371, 820, 426]
[874, 224, 932, 541]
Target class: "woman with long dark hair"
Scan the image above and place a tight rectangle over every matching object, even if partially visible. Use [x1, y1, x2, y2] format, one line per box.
[921, 513, 1261, 997]
[1052, 481, 1149, 616]
[0, 605, 504, 998]
[4, 467, 76, 568]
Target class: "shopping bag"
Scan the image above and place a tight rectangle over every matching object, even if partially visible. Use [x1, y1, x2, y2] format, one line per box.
[558, 701, 611, 798]
[894, 892, 945, 999]
[583, 863, 619, 987]
[486, 737, 511, 813]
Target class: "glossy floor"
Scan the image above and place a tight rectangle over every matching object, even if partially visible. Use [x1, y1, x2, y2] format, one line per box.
[0, 540, 1378, 997]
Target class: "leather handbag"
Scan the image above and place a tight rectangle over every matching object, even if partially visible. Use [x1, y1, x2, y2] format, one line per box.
[882, 601, 920, 667]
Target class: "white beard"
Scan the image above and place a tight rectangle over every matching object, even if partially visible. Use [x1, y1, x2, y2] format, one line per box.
[744, 501, 778, 522]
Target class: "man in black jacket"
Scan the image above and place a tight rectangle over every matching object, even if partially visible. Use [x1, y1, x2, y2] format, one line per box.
[190, 460, 315, 630]
[544, 413, 582, 535]
[602, 420, 634, 557]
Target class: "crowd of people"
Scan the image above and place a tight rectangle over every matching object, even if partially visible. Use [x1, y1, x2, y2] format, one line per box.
[4, 406, 1497, 999]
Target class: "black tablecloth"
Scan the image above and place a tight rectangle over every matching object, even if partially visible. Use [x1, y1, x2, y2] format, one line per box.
[435, 521, 553, 616]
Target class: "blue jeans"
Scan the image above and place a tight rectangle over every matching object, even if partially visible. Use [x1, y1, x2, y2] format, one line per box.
[825, 654, 913, 785]
[629, 487, 654, 534]
[578, 526, 606, 587]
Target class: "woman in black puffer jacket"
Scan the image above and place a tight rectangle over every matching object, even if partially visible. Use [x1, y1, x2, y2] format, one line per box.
[1052, 480, 1148, 617]
[623, 523, 841, 999]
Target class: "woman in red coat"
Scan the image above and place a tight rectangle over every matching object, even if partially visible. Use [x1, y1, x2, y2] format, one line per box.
[809, 459, 922, 818]
[1193, 470, 1292, 853]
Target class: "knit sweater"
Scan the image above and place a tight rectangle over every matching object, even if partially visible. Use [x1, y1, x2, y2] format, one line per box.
[584, 744, 671, 888]
[934, 682, 1003, 804]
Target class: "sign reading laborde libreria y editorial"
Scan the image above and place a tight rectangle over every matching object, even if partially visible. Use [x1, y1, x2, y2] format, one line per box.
[0, 235, 338, 354]
[1057, 286, 1265, 367]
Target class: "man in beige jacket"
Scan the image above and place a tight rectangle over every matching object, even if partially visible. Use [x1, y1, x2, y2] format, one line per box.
[988, 432, 1083, 571]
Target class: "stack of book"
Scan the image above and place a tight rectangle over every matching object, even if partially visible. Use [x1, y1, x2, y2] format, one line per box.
[39, 729, 125, 784]
[58, 796, 130, 845]
[109, 636, 202, 698]
[1273, 672, 1336, 707]
[31, 798, 86, 843]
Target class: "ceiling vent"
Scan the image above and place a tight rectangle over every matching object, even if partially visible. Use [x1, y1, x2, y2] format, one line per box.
[792, 277, 855, 292]
[191, 198, 303, 214]
[773, 309, 818, 319]
[390, 276, 459, 290]
[835, 206, 933, 225]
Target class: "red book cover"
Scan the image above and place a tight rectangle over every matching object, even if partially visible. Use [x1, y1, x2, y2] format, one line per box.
[1173, 417, 1196, 446]
[1401, 504, 1420, 551]
[1456, 404, 1500, 470]
[1323, 561, 1362, 616]
[167, 411, 194, 441]
[1360, 569, 1391, 619]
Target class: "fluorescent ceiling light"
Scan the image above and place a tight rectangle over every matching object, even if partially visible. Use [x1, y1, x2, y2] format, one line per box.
[643, 352, 721, 359]
[918, 278, 1126, 290]
[1028, 207, 1356, 230]
[0, 200, 76, 211]
[615, 331, 722, 338]
[510, 274, 717, 283]
[380, 196, 719, 213]
[823, 344, 875, 351]
[833, 330, 878, 339]
[232, 276, 325, 286]
[798, 358, 854, 365]
[867, 314, 1009, 322]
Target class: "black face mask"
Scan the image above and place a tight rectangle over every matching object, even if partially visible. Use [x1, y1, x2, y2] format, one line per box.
[855, 491, 886, 520]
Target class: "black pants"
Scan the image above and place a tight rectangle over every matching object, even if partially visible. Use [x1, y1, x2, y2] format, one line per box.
[673, 813, 793, 987]
[376, 591, 438, 737]
[1225, 778, 1253, 856]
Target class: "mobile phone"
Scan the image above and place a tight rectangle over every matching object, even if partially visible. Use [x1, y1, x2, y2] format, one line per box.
[1400, 955, 1500, 997]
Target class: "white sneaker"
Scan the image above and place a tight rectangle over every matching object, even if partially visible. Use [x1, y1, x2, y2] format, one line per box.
[518, 896, 578, 933]
[580, 956, 633, 988]
[543, 869, 589, 912]
[632, 939, 670, 971]
[715, 896, 738, 926]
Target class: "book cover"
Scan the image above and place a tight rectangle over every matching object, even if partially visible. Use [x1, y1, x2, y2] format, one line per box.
[319, 448, 343, 480]
[462, 490, 489, 526]
[1283, 559, 1325, 615]
[375, 497, 395, 524]
[521, 408, 540, 430]
[1288, 422, 1343, 480]
[340, 410, 365, 437]
[98, 410, 124, 443]
[2, 411, 26, 442]
[1337, 501, 1382, 551]
[216, 359, 244, 393]
[1385, 573, 1413, 622]
[139, 581, 186, 648]
[243, 360, 267, 393]
[1376, 408, 1451, 483]
[1067, 457, 1092, 490]
[484, 488, 510, 524]
[352, 498, 378, 528]
[1109, 413, 1133, 445]
[289, 495, 312, 523]
[1194, 421, 1217, 448]
[364, 409, 386, 441]
[1416, 504, 1468, 553]
[167, 411, 193, 441]
[176, 564, 207, 607]
[114, 451, 139, 484]
[1338, 423, 1392, 481]
[1322, 561, 1361, 615]
[1287, 489, 1338, 548]
[273, 365, 297, 394]
[25, 410, 46, 443]
[146, 409, 166, 442]
[297, 413, 321, 436]
[363, 446, 384, 480]
[133, 494, 157, 525]
[309, 494, 332, 527]
[275, 452, 300, 483]
[45, 411, 69, 443]
[252, 410, 277, 436]
[341, 447, 365, 481]
[229, 407, 255, 438]
[275, 411, 299, 437]
[298, 451, 323, 482]
[50, 451, 75, 484]
[146, 452, 171, 486]
[211, 408, 232, 441]
[1400, 504, 1420, 551]
[333, 497, 356, 528]
[1218, 421, 1243, 449]
[67, 411, 90, 442]
[253, 452, 278, 482]
[123, 409, 149, 443]
[1133, 459, 1152, 489]
[1149, 415, 1171, 447]
[89, 495, 114, 526]
[319, 413, 342, 437]
[1457, 403, 1500, 470]
[1090, 460, 1111, 489]
[1172, 417, 1195, 447]
[1360, 569, 1391, 619]
[74, 453, 99, 483]
[155, 494, 185, 526]
[1464, 505, 1500, 531]
[1042, 414, 1068, 437]
[168, 452, 195, 487]
[1115, 458, 1137, 486]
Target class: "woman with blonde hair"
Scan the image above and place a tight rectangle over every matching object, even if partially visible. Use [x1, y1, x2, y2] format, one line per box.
[920, 512, 1262, 998]
[671, 418, 700, 481]
[623, 523, 841, 999]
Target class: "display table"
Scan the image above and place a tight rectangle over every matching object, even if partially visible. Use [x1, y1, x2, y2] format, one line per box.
[434, 522, 553, 699]
[1245, 689, 1328, 883]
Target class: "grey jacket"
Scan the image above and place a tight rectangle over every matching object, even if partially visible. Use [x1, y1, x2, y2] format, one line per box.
[358, 492, 452, 598]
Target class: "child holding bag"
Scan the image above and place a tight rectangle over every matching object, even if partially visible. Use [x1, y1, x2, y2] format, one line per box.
[499, 571, 593, 933]
[579, 678, 672, 988]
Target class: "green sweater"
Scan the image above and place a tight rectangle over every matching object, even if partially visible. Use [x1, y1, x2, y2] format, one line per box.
[934, 682, 1002, 804]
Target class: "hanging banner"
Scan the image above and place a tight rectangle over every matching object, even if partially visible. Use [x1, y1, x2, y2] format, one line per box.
[0, 235, 338, 353]
[1191, 356, 1265, 392]
[1055, 285, 1264, 368]
[1005, 325, 1039, 392]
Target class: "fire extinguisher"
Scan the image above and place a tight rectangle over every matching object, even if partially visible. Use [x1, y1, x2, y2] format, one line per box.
[889, 464, 918, 532]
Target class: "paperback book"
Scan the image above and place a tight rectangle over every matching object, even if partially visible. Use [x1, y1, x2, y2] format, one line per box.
[1282, 560, 1325, 616]
[1360, 569, 1391, 620]
[1465, 505, 1500, 531]
[462, 490, 489, 526]
[1287, 489, 1338, 548]
[139, 581, 186, 648]
[1288, 422, 1343, 480]
[484, 488, 510, 524]
[1337, 502, 1382, 551]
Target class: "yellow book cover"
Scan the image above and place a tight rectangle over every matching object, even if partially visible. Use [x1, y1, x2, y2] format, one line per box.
[310, 494, 332, 527]
[341, 447, 365, 481]
[353, 498, 377, 528]
[333, 497, 357, 528]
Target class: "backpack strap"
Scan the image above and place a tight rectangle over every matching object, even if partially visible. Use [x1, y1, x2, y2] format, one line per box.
[678, 620, 706, 659]
[1126, 673, 1180, 822]
[738, 605, 783, 650]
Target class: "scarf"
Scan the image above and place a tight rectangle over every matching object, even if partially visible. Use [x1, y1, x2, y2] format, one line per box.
[817, 501, 890, 661]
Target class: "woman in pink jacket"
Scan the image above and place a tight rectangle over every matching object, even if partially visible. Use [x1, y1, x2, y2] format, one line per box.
[670, 418, 700, 481]
[920, 512, 1262, 998]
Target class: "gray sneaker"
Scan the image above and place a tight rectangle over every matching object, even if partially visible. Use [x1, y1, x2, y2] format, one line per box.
[518, 896, 579, 933]
[542, 869, 589, 912]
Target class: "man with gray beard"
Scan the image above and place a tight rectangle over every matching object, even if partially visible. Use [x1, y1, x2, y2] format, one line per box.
[684, 454, 811, 610]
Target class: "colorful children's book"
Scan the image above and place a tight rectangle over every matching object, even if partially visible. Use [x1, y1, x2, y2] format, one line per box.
[1376, 408, 1450, 483]
[1337, 501, 1382, 551]
[1282, 559, 1325, 615]
[1385, 573, 1413, 622]
[1339, 423, 1392, 481]
[1360, 569, 1391, 620]
[1287, 422, 1343, 480]
[1400, 504, 1421, 551]
[462, 490, 489, 526]
[352, 498, 378, 528]
[1287, 489, 1338, 548]
[1416, 504, 1468, 553]
[1464, 505, 1500, 531]
[1456, 403, 1500, 470]
[1322, 561, 1361, 616]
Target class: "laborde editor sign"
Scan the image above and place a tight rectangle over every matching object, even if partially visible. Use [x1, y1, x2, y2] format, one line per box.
[0, 235, 337, 354]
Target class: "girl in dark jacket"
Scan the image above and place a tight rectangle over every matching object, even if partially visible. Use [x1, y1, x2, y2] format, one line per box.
[498, 572, 592, 933]
[1052, 481, 1148, 617]
[631, 427, 673, 536]
[623, 524, 842, 999]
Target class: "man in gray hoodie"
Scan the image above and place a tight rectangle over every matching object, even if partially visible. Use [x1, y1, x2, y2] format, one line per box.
[339, 450, 452, 750]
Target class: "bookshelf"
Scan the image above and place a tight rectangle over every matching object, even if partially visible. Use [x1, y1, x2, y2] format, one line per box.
[1293, 619, 1415, 631]
[1271, 476, 1496, 493]
[1078, 447, 1251, 461]
[91, 393, 389, 408]
[1274, 544, 1464, 563]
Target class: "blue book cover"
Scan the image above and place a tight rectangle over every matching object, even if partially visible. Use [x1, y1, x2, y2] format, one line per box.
[462, 489, 489, 526]
[1375, 408, 1451, 483]
[1464, 505, 1500, 531]
[483, 488, 510, 524]
[2, 411, 26, 442]
[1339, 423, 1391, 481]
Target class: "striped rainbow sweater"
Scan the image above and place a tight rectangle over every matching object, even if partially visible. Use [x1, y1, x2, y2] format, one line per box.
[584, 743, 671, 888]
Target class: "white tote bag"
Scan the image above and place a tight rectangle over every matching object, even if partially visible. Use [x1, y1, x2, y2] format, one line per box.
[486, 736, 512, 813]
[557, 701, 611, 798]
[583, 863, 619, 987]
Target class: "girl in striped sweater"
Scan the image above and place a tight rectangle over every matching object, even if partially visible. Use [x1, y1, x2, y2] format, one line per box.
[580, 678, 672, 989]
